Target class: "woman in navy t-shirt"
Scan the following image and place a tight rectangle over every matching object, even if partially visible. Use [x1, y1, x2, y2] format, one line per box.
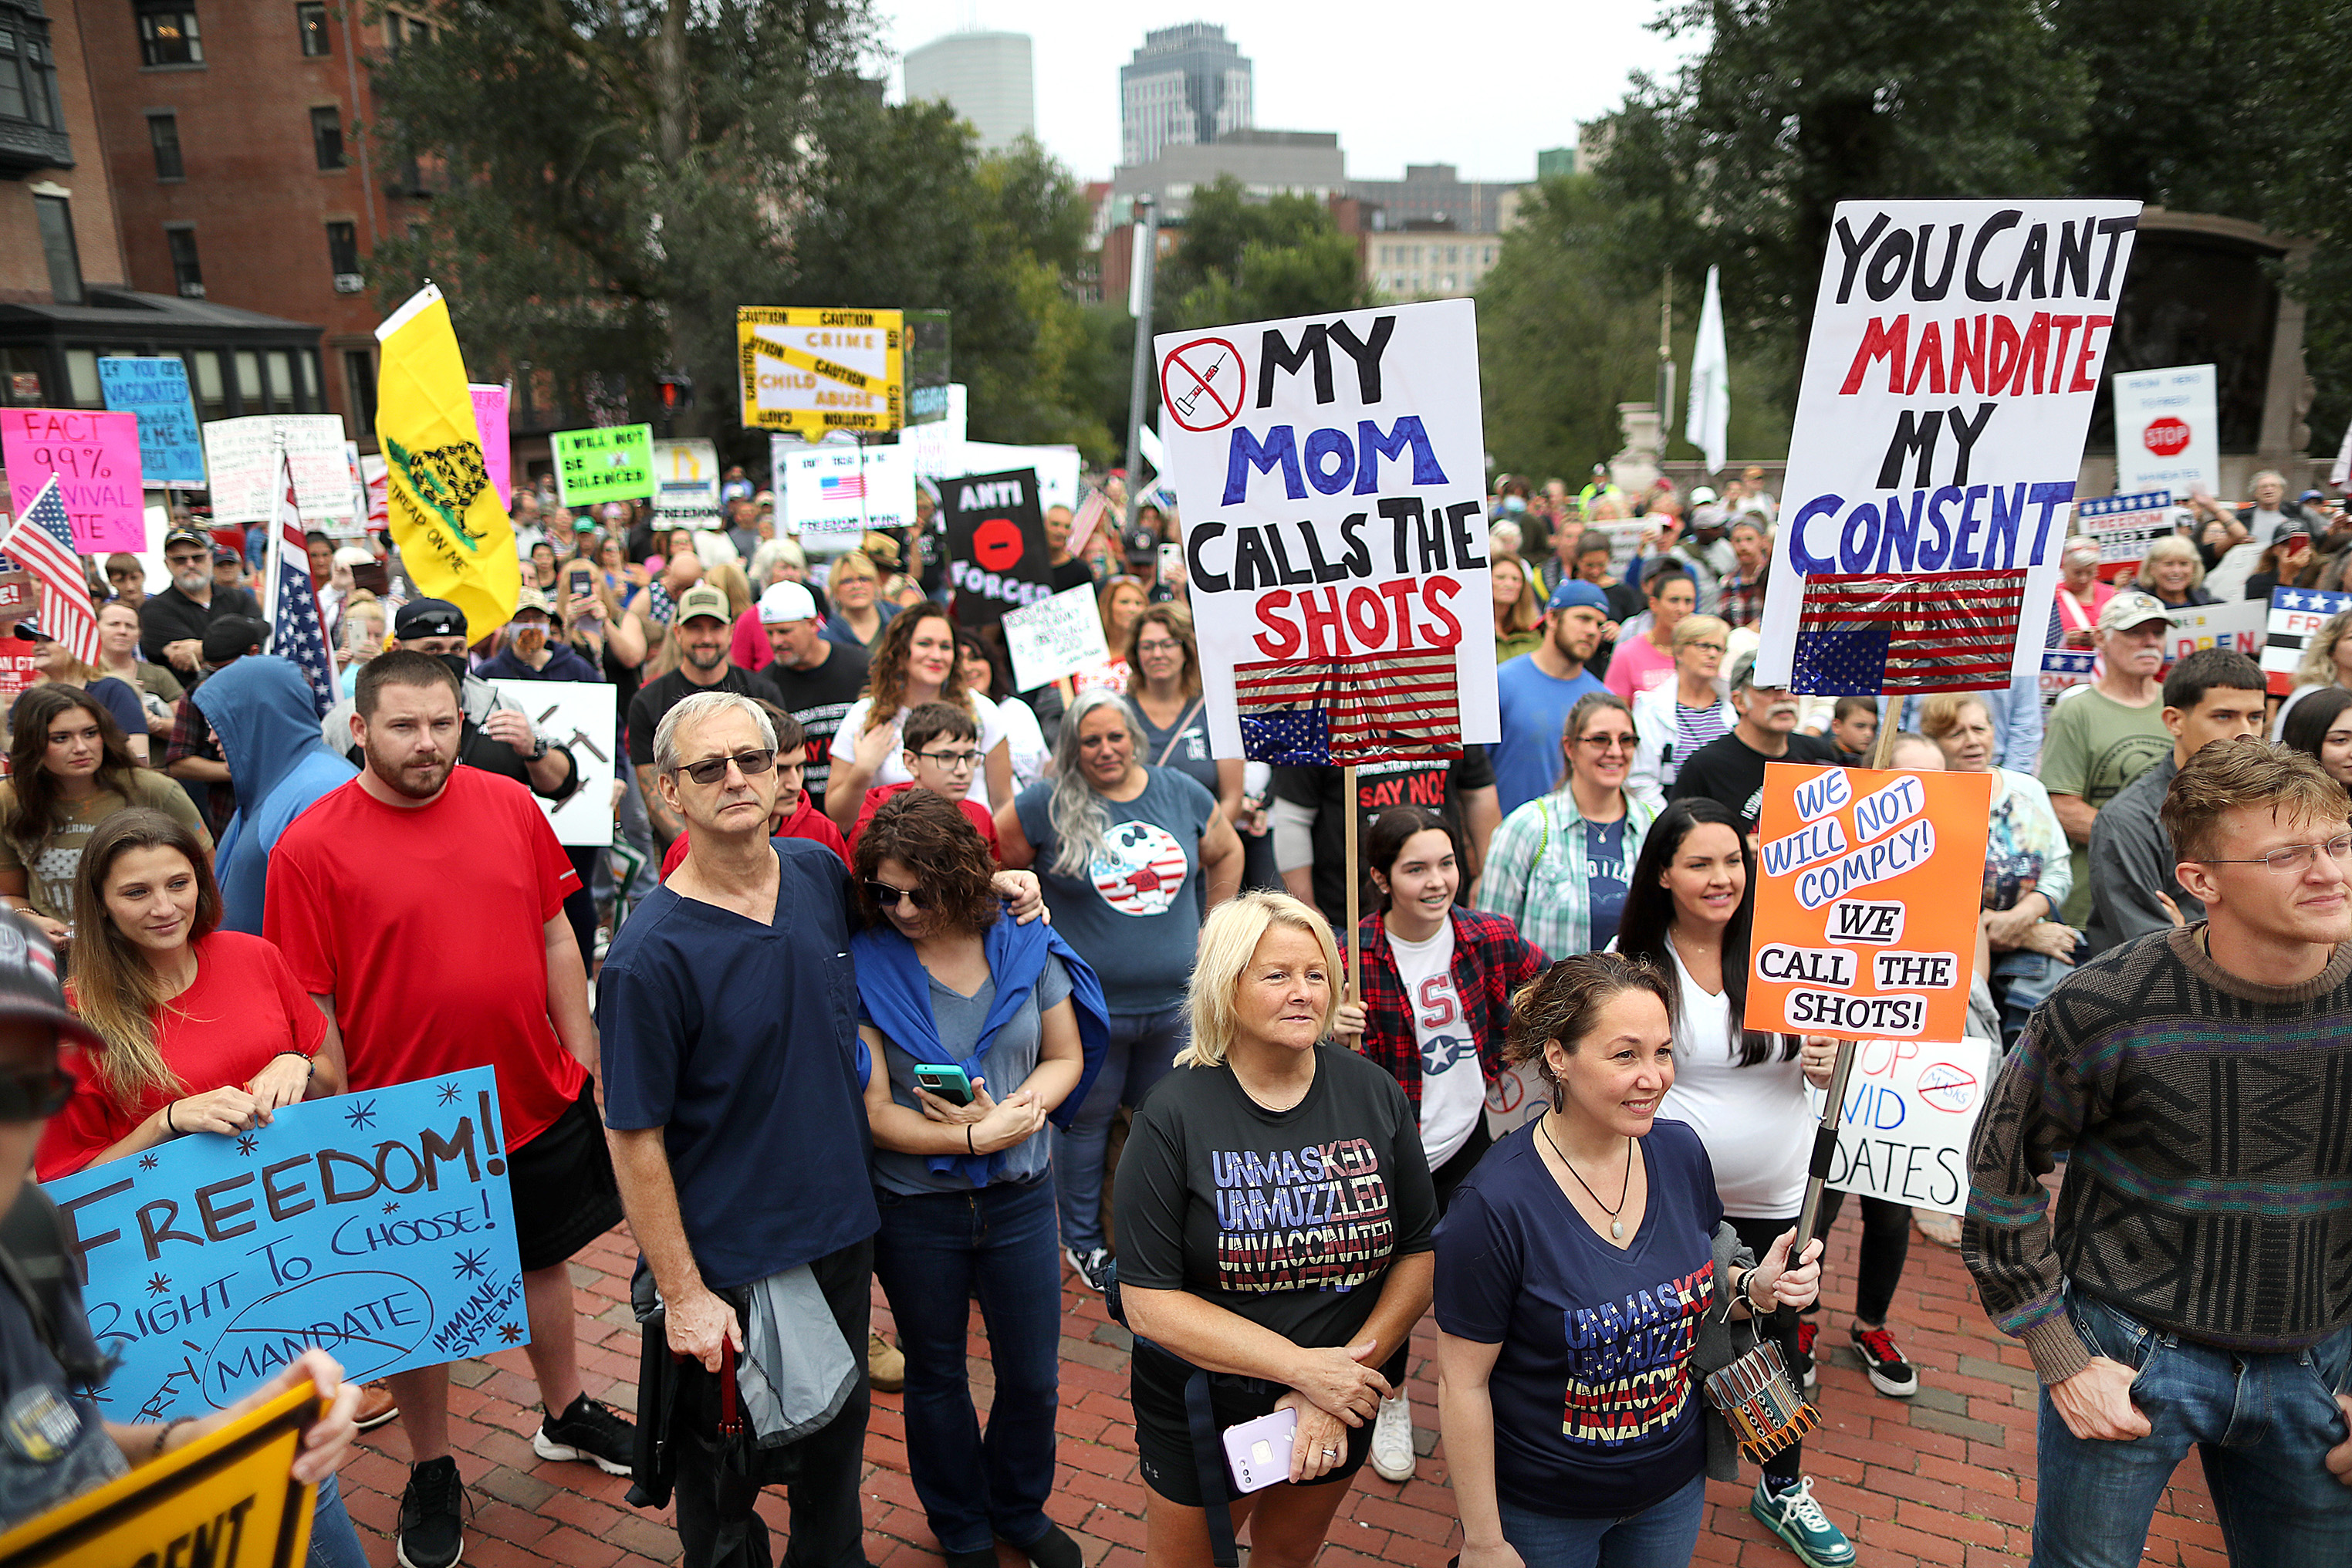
[1434, 953, 1822, 1568]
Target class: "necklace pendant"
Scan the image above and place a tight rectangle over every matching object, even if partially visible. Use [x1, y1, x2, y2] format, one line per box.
[1611, 1220, 1624, 1239]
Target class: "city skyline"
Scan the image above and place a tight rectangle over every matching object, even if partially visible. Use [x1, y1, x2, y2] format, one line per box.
[880, 1, 1692, 184]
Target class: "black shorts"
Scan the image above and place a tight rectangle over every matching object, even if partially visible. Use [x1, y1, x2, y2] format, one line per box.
[507, 1081, 623, 1272]
[1130, 1340, 1398, 1508]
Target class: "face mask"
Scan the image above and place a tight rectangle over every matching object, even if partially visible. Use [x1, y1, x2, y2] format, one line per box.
[438, 653, 469, 686]
[1502, 495, 1526, 514]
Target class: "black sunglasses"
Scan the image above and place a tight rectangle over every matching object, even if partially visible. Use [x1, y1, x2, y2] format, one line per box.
[0, 1063, 75, 1123]
[671, 749, 776, 786]
[863, 880, 934, 911]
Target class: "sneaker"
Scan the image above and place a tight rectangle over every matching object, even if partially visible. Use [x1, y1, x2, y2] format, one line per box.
[532, 1393, 634, 1475]
[1850, 1323, 1919, 1397]
[1795, 1318, 1819, 1391]
[1749, 1475, 1855, 1568]
[868, 1330, 907, 1394]
[353, 1380, 401, 1431]
[396, 1455, 467, 1568]
[1064, 1245, 1111, 1293]
[1369, 1391, 1414, 1482]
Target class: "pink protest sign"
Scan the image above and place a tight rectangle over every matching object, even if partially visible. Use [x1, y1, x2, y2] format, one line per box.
[470, 384, 510, 508]
[0, 409, 145, 552]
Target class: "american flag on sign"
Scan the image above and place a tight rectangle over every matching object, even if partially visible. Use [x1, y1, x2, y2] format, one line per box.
[265, 455, 336, 716]
[819, 474, 867, 499]
[1, 476, 100, 667]
[2262, 586, 2352, 696]
[1788, 569, 2028, 694]
[1233, 650, 1462, 765]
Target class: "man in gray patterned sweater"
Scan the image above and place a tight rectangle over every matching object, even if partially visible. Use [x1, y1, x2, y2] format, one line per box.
[1965, 738, 2352, 1566]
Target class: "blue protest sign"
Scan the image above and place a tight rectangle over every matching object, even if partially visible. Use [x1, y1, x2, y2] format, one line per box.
[41, 1067, 527, 1421]
[97, 356, 206, 487]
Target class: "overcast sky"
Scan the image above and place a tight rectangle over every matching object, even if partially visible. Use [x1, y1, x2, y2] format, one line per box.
[874, 2, 1699, 183]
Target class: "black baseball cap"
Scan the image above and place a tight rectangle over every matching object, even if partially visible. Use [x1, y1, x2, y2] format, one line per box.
[202, 614, 268, 664]
[164, 525, 210, 556]
[0, 916, 98, 1058]
[394, 598, 467, 640]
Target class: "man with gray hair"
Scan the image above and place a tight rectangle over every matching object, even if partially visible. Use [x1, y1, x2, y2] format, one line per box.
[600, 689, 878, 1568]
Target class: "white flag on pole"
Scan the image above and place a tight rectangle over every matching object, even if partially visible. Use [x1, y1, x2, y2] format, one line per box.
[1687, 265, 1730, 475]
[2332, 420, 2351, 491]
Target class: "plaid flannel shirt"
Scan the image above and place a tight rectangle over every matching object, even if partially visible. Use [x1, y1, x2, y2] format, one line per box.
[1472, 787, 1663, 962]
[1718, 571, 1766, 629]
[1343, 907, 1546, 1110]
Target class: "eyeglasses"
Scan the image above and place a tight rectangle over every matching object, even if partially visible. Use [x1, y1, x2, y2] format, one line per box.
[1576, 732, 1640, 752]
[671, 748, 776, 786]
[1685, 641, 1726, 654]
[864, 880, 934, 910]
[0, 1063, 74, 1123]
[2197, 833, 2352, 874]
[164, 553, 207, 569]
[914, 749, 980, 771]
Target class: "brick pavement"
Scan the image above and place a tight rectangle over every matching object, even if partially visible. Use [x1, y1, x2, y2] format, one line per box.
[336, 1213, 2226, 1568]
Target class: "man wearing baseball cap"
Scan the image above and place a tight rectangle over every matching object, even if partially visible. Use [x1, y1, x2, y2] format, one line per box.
[1670, 651, 1841, 832]
[2039, 589, 2181, 926]
[137, 525, 262, 676]
[626, 582, 769, 854]
[757, 579, 867, 808]
[1489, 577, 1614, 816]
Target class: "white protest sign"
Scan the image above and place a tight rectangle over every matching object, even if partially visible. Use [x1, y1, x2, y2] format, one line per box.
[2076, 489, 2171, 567]
[651, 438, 721, 525]
[1154, 299, 1498, 762]
[781, 443, 917, 539]
[1484, 1062, 1547, 1139]
[2113, 363, 2218, 502]
[2262, 586, 2352, 696]
[2161, 598, 2263, 669]
[900, 384, 968, 477]
[1756, 200, 2141, 695]
[961, 441, 1082, 513]
[201, 414, 354, 525]
[1806, 1038, 1997, 1215]
[1002, 583, 1113, 690]
[489, 679, 617, 847]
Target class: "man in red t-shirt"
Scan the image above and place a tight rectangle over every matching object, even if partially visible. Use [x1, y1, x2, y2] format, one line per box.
[265, 651, 630, 1568]
[847, 701, 1001, 860]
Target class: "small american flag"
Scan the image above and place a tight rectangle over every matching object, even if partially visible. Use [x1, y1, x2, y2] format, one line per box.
[2, 476, 100, 667]
[1789, 569, 2027, 695]
[265, 454, 336, 716]
[1233, 649, 1462, 765]
[819, 474, 866, 499]
[2262, 586, 2352, 696]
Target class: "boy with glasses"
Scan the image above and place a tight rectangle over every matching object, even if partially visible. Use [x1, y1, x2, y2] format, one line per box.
[1966, 737, 2352, 1567]
[849, 701, 1001, 859]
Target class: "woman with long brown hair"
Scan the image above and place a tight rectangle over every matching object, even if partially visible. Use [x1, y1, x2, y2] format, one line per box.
[826, 605, 1014, 830]
[0, 686, 208, 943]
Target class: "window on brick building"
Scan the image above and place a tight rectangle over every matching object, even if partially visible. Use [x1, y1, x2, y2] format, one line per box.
[164, 225, 203, 297]
[326, 220, 360, 277]
[296, 2, 328, 56]
[309, 104, 343, 170]
[35, 194, 81, 305]
[136, 2, 202, 67]
[0, 11, 66, 128]
[343, 348, 377, 430]
[147, 111, 182, 179]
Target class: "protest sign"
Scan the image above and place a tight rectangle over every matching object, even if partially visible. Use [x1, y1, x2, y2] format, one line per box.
[1747, 762, 1993, 1041]
[781, 442, 917, 539]
[469, 384, 510, 508]
[2039, 647, 2095, 708]
[899, 383, 968, 478]
[203, 415, 353, 528]
[1152, 299, 1499, 763]
[0, 1378, 319, 1568]
[2261, 585, 2352, 694]
[43, 1068, 525, 1421]
[1805, 1038, 1997, 1215]
[553, 423, 654, 508]
[2113, 363, 2218, 502]
[2161, 598, 2263, 670]
[1002, 583, 1112, 689]
[961, 441, 1082, 512]
[99, 356, 206, 487]
[1754, 199, 2141, 694]
[489, 679, 617, 846]
[942, 468, 1049, 627]
[651, 438, 721, 525]
[1483, 1063, 1546, 1140]
[738, 306, 904, 438]
[2076, 489, 2171, 570]
[0, 408, 144, 552]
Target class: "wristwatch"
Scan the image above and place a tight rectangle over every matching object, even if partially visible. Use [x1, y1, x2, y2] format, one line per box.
[528, 735, 549, 760]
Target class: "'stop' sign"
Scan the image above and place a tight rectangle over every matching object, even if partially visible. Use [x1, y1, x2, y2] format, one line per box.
[737, 307, 904, 438]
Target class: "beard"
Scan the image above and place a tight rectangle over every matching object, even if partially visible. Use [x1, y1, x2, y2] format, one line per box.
[683, 641, 725, 671]
[363, 738, 455, 800]
[171, 569, 210, 595]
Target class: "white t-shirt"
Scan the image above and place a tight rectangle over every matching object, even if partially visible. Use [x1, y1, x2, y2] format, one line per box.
[830, 692, 1010, 810]
[1655, 936, 1811, 1218]
[1386, 920, 1482, 1171]
[998, 694, 1050, 789]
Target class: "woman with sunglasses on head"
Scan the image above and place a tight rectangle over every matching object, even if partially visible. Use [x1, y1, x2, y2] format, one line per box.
[1475, 692, 1661, 964]
[995, 688, 1245, 1293]
[1613, 798, 1855, 1567]
[827, 607, 1014, 833]
[1435, 954, 1822, 1568]
[851, 789, 1106, 1568]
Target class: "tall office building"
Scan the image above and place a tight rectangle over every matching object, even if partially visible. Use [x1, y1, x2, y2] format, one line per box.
[904, 31, 1035, 153]
[1119, 23, 1251, 166]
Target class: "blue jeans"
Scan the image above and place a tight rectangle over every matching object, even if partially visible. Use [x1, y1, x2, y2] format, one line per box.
[1495, 1472, 1705, 1568]
[871, 1177, 1062, 1556]
[1051, 1006, 1188, 1255]
[308, 1474, 369, 1568]
[2034, 1289, 2352, 1568]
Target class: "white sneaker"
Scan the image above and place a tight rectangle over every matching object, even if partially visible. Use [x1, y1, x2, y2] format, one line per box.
[1369, 1391, 1414, 1482]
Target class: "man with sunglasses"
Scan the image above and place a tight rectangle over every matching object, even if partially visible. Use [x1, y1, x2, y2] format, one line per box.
[137, 525, 263, 678]
[1966, 737, 2352, 1567]
[266, 651, 633, 1568]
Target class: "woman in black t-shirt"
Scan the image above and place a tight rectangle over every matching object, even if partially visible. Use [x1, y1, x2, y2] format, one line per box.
[1113, 891, 1436, 1568]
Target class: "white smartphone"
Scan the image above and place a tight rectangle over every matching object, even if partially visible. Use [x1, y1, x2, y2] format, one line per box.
[1221, 1407, 1299, 1494]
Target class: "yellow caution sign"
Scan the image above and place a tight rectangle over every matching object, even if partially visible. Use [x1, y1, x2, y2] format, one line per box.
[0, 1382, 319, 1568]
[737, 306, 904, 438]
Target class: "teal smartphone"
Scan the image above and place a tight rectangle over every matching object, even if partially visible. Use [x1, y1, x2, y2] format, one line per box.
[913, 1063, 975, 1107]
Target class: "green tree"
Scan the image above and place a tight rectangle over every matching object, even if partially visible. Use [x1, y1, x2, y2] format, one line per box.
[1155, 179, 1371, 333]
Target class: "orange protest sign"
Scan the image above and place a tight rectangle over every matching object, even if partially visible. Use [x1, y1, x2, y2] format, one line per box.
[1745, 762, 1992, 1042]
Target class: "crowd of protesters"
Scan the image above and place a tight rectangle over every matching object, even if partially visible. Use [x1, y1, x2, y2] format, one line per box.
[0, 460, 2344, 1568]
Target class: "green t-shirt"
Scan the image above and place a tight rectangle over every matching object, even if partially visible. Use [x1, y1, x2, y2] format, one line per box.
[0, 772, 212, 921]
[2037, 687, 2171, 924]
